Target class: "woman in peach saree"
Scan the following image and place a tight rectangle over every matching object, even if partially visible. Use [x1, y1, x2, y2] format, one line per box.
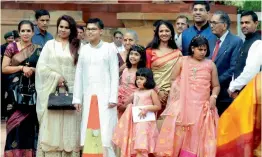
[146, 20, 181, 116]
[155, 35, 220, 157]
[216, 72, 261, 157]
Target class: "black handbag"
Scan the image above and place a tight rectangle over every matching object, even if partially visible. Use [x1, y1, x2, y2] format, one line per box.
[47, 82, 75, 110]
[12, 74, 36, 106]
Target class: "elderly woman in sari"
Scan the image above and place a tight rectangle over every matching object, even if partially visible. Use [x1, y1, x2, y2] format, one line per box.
[36, 15, 81, 157]
[2, 20, 42, 157]
[146, 20, 182, 108]
[118, 30, 139, 76]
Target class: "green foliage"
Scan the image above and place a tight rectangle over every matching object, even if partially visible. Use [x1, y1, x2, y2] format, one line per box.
[222, 0, 261, 12]
[222, 0, 261, 29]
[242, 0, 261, 12]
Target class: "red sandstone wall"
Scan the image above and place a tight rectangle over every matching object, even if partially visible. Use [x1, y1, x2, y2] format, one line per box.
[1, 2, 237, 28]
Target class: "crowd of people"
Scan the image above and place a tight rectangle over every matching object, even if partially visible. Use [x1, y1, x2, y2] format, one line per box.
[1, 1, 261, 157]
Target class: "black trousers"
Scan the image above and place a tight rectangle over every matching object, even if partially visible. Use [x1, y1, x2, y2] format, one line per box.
[217, 101, 232, 116]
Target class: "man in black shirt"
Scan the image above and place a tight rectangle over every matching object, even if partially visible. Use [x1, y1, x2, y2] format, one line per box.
[230, 11, 261, 98]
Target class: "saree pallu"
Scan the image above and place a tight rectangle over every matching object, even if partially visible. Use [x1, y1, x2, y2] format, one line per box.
[4, 43, 41, 157]
[217, 72, 261, 157]
[146, 49, 181, 95]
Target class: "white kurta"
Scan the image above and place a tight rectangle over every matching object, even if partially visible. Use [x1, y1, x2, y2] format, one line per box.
[72, 41, 119, 147]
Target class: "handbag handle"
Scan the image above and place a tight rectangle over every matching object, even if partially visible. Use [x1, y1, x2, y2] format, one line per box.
[55, 81, 69, 96]
[19, 74, 32, 88]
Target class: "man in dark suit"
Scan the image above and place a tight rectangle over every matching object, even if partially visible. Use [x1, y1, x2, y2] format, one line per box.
[210, 11, 243, 116]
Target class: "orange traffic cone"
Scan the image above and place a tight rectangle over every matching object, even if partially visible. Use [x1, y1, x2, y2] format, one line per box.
[82, 95, 103, 157]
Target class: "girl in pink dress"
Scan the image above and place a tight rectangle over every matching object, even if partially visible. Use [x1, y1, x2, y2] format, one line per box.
[113, 68, 162, 157]
[117, 45, 146, 118]
[155, 35, 220, 157]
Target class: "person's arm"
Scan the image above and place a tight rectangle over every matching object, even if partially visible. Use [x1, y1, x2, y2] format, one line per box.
[139, 90, 161, 118]
[119, 63, 127, 73]
[219, 38, 243, 84]
[123, 94, 134, 107]
[2, 43, 34, 77]
[146, 48, 152, 68]
[2, 56, 24, 74]
[73, 48, 84, 112]
[148, 90, 162, 112]
[228, 40, 262, 93]
[210, 62, 220, 109]
[108, 45, 120, 108]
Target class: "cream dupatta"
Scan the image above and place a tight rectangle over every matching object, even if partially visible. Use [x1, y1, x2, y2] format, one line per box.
[35, 41, 63, 123]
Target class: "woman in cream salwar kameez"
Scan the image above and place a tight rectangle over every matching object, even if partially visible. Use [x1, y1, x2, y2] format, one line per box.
[36, 15, 81, 157]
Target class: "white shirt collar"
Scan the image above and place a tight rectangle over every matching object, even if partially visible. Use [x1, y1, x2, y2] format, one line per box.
[90, 40, 103, 48]
[219, 30, 229, 43]
[175, 33, 181, 39]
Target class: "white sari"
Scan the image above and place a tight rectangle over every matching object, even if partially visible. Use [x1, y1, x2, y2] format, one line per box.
[35, 39, 81, 156]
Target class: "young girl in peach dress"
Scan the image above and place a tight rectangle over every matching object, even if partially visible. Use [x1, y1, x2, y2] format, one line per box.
[117, 45, 146, 118]
[155, 35, 220, 157]
[113, 68, 162, 157]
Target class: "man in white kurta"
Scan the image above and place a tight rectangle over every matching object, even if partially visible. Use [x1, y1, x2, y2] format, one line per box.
[72, 18, 119, 157]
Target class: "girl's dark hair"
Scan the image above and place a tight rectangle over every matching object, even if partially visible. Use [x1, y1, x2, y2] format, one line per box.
[188, 35, 210, 57]
[126, 45, 146, 69]
[135, 68, 156, 89]
[57, 15, 80, 65]
[18, 20, 34, 32]
[146, 20, 177, 49]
